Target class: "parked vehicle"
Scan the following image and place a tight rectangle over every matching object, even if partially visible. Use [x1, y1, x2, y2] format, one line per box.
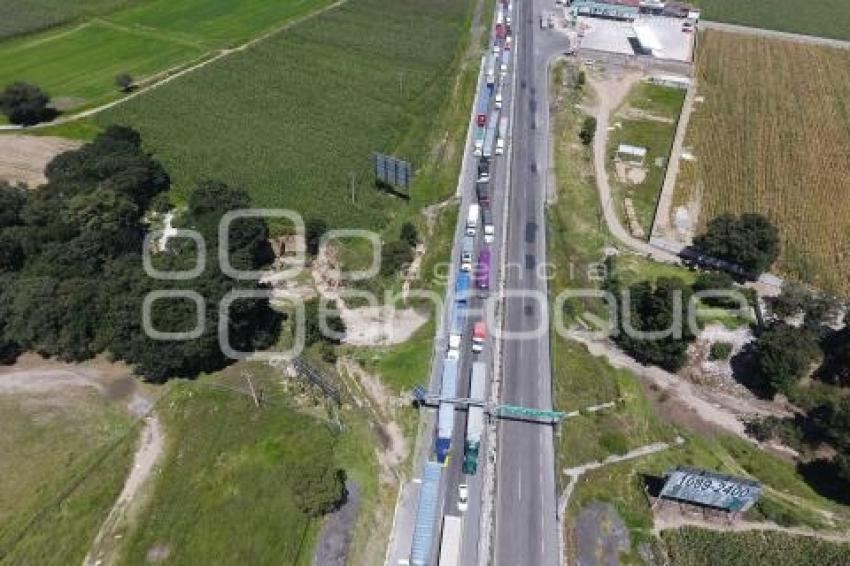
[461, 235, 474, 271]
[473, 126, 485, 156]
[466, 203, 480, 236]
[482, 207, 495, 243]
[463, 363, 487, 474]
[476, 92, 489, 127]
[476, 247, 491, 291]
[472, 321, 486, 353]
[439, 515, 463, 566]
[496, 116, 508, 156]
[478, 157, 490, 182]
[458, 484, 469, 512]
[483, 110, 499, 159]
[495, 89, 502, 109]
[476, 180, 490, 207]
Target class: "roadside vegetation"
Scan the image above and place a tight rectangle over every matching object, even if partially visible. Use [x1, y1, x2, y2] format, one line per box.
[675, 30, 850, 293]
[656, 527, 850, 565]
[693, 0, 850, 42]
[607, 82, 684, 238]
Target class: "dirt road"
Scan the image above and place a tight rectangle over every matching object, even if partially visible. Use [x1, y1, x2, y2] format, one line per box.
[84, 408, 164, 566]
[587, 72, 681, 264]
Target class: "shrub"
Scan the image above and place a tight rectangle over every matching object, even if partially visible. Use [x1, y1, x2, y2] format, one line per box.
[115, 73, 134, 93]
[579, 116, 596, 145]
[0, 82, 55, 125]
[709, 341, 733, 360]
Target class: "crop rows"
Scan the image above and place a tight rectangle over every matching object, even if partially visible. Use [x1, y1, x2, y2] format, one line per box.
[680, 30, 850, 293]
[99, 0, 473, 230]
[0, 0, 136, 40]
[693, 0, 850, 42]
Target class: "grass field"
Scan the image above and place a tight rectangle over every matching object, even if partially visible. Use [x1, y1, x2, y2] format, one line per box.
[693, 0, 850, 42]
[675, 30, 850, 294]
[99, 0, 475, 229]
[0, 0, 137, 39]
[0, 0, 331, 112]
[0, 389, 136, 564]
[116, 381, 340, 565]
[658, 527, 850, 565]
[0, 22, 205, 109]
[608, 82, 684, 239]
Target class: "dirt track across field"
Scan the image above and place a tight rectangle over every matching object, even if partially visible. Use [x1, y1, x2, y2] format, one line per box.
[0, 135, 81, 187]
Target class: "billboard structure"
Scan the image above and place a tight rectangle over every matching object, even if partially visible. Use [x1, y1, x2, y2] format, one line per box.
[373, 153, 412, 189]
[658, 466, 763, 513]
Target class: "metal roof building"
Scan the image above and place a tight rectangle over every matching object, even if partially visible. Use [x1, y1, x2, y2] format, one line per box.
[410, 461, 443, 565]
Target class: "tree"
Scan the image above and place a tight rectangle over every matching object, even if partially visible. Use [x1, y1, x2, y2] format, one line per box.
[400, 221, 418, 247]
[304, 300, 346, 347]
[305, 218, 327, 256]
[818, 327, 850, 387]
[115, 73, 134, 93]
[614, 277, 694, 371]
[380, 240, 414, 277]
[289, 458, 346, 517]
[755, 323, 820, 395]
[0, 83, 55, 125]
[579, 116, 596, 145]
[693, 213, 780, 276]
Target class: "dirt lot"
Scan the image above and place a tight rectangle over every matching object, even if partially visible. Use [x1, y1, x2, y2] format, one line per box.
[0, 135, 81, 187]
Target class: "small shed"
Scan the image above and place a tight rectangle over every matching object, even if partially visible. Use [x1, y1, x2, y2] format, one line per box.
[616, 144, 647, 165]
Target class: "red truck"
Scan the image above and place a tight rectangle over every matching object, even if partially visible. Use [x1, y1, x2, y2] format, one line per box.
[472, 321, 486, 353]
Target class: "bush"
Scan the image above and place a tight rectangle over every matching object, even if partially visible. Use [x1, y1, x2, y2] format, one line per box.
[380, 240, 414, 277]
[400, 221, 418, 247]
[115, 73, 134, 93]
[0, 82, 56, 125]
[579, 116, 596, 145]
[755, 323, 820, 395]
[693, 271, 740, 308]
[305, 217, 327, 256]
[709, 341, 733, 360]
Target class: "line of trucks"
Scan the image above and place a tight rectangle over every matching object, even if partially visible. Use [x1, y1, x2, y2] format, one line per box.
[412, 3, 513, 564]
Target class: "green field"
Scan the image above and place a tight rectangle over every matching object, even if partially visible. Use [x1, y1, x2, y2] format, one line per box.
[0, 0, 137, 39]
[694, 0, 850, 42]
[0, 389, 136, 564]
[0, 0, 331, 113]
[0, 22, 204, 109]
[658, 527, 850, 565]
[116, 381, 341, 565]
[110, 0, 331, 47]
[607, 82, 684, 239]
[99, 0, 474, 229]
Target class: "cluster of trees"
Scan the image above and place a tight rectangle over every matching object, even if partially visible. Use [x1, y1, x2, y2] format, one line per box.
[693, 213, 780, 277]
[0, 83, 56, 126]
[0, 126, 281, 381]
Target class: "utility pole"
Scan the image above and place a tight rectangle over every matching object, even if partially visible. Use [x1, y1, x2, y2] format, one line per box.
[398, 70, 405, 98]
[242, 370, 261, 408]
[349, 171, 357, 203]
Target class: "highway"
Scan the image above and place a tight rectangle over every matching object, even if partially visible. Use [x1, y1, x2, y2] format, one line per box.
[493, 0, 567, 564]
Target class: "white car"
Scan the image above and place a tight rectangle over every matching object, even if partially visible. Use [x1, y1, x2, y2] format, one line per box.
[458, 484, 469, 512]
[492, 44, 500, 55]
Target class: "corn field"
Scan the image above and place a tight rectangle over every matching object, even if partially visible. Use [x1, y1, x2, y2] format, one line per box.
[683, 30, 850, 294]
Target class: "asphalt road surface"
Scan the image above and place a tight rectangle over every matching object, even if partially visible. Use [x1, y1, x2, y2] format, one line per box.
[493, 0, 564, 564]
